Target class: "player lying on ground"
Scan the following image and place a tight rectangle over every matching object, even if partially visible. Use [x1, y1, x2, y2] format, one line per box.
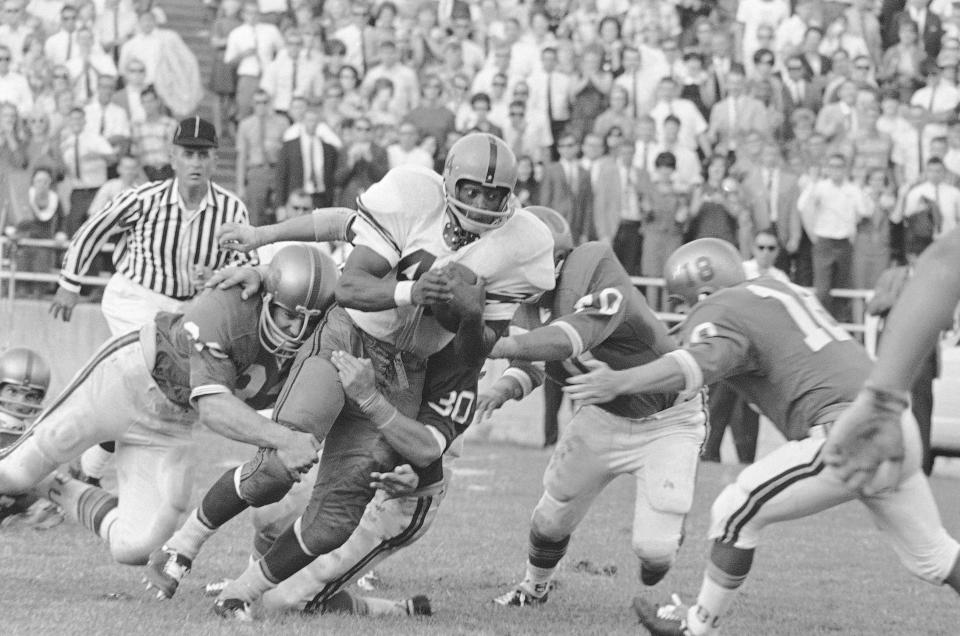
[0, 244, 334, 565]
[823, 226, 960, 491]
[0, 348, 62, 527]
[477, 207, 707, 609]
[563, 238, 960, 636]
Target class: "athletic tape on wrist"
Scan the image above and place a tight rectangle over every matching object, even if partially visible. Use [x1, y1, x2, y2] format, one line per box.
[863, 384, 910, 411]
[394, 281, 414, 307]
[359, 392, 400, 428]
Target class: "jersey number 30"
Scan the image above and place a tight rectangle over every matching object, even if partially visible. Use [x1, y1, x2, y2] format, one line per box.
[573, 288, 624, 316]
[428, 390, 476, 424]
[747, 284, 851, 351]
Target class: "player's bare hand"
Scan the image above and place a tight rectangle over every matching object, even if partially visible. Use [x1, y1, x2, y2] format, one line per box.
[331, 350, 377, 404]
[475, 387, 511, 421]
[49, 287, 79, 322]
[440, 263, 486, 320]
[411, 270, 452, 305]
[190, 265, 214, 288]
[205, 265, 263, 299]
[217, 222, 260, 251]
[563, 359, 627, 405]
[370, 464, 420, 497]
[822, 386, 908, 495]
[277, 432, 321, 481]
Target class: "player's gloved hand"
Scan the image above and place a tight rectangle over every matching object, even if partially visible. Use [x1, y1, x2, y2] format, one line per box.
[563, 358, 628, 405]
[216, 222, 261, 252]
[330, 350, 377, 404]
[276, 431, 322, 482]
[205, 265, 265, 299]
[822, 385, 908, 495]
[49, 287, 79, 322]
[370, 464, 420, 497]
[411, 270, 453, 306]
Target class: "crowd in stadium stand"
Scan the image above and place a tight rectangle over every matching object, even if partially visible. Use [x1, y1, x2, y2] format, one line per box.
[2, 0, 959, 317]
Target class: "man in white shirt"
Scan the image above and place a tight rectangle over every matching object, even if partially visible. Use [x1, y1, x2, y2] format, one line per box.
[708, 65, 770, 151]
[260, 29, 323, 116]
[386, 122, 433, 170]
[743, 228, 791, 281]
[66, 26, 117, 105]
[897, 157, 960, 237]
[0, 0, 32, 69]
[910, 60, 960, 158]
[502, 100, 553, 164]
[736, 0, 790, 63]
[224, 1, 283, 119]
[83, 75, 130, 166]
[93, 0, 137, 62]
[43, 4, 81, 66]
[646, 115, 703, 192]
[361, 39, 419, 118]
[613, 46, 667, 120]
[798, 153, 869, 320]
[0, 44, 32, 115]
[528, 46, 572, 159]
[60, 107, 117, 235]
[649, 76, 710, 157]
[118, 10, 163, 85]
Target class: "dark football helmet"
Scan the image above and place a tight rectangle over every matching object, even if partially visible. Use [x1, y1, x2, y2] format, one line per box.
[259, 244, 338, 357]
[663, 238, 745, 307]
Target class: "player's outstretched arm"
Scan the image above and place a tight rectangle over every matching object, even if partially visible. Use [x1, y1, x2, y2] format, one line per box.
[867, 227, 960, 392]
[196, 393, 321, 479]
[217, 208, 355, 251]
[331, 351, 444, 467]
[488, 325, 575, 361]
[563, 356, 687, 404]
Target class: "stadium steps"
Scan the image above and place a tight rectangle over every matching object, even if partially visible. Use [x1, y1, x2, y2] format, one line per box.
[162, 1, 237, 188]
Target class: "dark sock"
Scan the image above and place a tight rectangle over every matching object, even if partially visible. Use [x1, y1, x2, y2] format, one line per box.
[198, 468, 248, 528]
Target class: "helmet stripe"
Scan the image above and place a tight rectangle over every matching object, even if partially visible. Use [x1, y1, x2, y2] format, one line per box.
[485, 136, 497, 184]
[24, 351, 34, 387]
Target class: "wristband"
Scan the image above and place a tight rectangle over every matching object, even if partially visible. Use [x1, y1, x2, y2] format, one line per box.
[863, 384, 910, 412]
[394, 281, 414, 307]
[358, 392, 400, 429]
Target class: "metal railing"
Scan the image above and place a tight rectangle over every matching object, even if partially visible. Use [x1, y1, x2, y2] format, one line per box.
[0, 236, 114, 301]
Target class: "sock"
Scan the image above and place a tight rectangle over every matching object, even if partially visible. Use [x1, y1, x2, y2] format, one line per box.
[43, 473, 118, 540]
[689, 545, 754, 635]
[222, 560, 276, 604]
[79, 443, 115, 481]
[260, 520, 315, 582]
[521, 529, 570, 596]
[198, 467, 249, 528]
[165, 509, 217, 560]
[321, 591, 416, 617]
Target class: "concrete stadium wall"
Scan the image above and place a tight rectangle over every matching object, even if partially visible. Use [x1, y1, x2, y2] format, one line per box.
[1, 299, 112, 396]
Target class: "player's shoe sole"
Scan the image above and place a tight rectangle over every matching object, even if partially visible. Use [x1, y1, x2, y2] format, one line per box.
[143, 547, 192, 600]
[633, 595, 693, 636]
[493, 586, 550, 607]
[214, 597, 253, 622]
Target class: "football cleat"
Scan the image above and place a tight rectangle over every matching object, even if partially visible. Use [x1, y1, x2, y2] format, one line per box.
[633, 594, 695, 636]
[356, 569, 381, 591]
[493, 583, 550, 608]
[404, 594, 432, 617]
[213, 597, 254, 622]
[204, 579, 231, 597]
[143, 547, 192, 600]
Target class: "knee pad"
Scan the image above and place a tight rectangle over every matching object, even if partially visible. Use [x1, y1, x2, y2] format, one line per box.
[239, 448, 297, 507]
[531, 491, 577, 541]
[901, 531, 960, 584]
[631, 535, 681, 569]
[299, 516, 353, 557]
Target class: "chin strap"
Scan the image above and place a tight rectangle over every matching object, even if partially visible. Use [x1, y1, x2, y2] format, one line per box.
[442, 221, 480, 250]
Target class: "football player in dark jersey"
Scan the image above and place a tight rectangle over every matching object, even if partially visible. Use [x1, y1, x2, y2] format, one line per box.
[478, 207, 708, 609]
[0, 244, 335, 567]
[564, 238, 960, 636]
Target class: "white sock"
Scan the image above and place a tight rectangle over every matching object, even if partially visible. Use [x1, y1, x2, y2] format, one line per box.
[520, 563, 554, 596]
[689, 572, 738, 635]
[98, 507, 119, 542]
[223, 561, 275, 604]
[80, 445, 113, 480]
[165, 509, 217, 560]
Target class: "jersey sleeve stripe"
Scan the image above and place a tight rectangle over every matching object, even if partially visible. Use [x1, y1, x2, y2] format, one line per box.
[553, 320, 585, 358]
[355, 199, 401, 255]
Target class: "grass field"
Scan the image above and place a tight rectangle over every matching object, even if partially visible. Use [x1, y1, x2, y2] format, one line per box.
[3, 431, 960, 636]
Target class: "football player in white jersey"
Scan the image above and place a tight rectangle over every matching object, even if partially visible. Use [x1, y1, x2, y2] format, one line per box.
[145, 133, 555, 620]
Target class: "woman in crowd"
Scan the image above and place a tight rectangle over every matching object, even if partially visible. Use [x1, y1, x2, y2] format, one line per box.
[686, 154, 743, 246]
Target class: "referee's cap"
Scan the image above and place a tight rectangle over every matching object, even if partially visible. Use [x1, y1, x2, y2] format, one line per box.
[172, 116, 218, 149]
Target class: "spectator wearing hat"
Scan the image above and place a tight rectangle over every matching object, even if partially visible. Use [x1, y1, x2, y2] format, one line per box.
[51, 115, 254, 335]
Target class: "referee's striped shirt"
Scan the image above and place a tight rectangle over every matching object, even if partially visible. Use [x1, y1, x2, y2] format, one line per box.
[59, 178, 256, 299]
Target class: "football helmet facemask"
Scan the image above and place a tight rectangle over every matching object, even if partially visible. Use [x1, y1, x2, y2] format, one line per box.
[259, 244, 338, 357]
[442, 133, 518, 240]
[663, 238, 745, 307]
[0, 348, 50, 428]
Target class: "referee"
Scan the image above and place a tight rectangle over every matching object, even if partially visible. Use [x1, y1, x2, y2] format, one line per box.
[50, 116, 255, 333]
